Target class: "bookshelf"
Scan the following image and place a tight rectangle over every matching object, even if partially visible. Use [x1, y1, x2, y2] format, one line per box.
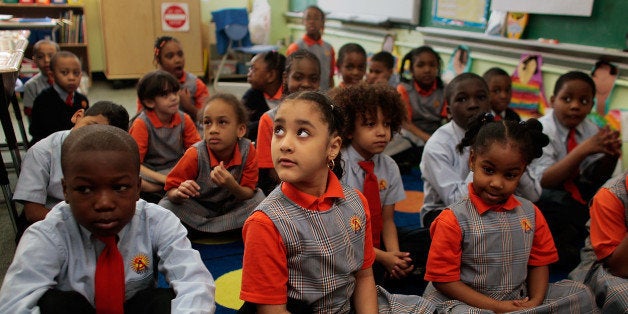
[0, 3, 90, 75]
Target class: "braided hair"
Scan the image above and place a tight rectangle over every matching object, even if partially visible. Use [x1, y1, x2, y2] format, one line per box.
[457, 113, 549, 164]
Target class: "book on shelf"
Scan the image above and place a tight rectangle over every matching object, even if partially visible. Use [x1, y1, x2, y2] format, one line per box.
[57, 10, 84, 44]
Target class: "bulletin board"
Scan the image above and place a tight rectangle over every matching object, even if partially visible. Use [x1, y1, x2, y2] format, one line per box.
[432, 0, 489, 29]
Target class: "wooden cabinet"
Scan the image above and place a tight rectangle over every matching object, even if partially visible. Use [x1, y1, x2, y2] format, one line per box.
[100, 0, 203, 80]
[0, 3, 91, 75]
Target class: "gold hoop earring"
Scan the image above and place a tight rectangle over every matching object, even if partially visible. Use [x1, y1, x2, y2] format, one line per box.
[328, 159, 335, 169]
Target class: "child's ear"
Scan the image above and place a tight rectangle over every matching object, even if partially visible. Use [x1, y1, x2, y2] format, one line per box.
[143, 100, 156, 109]
[61, 178, 68, 200]
[70, 109, 85, 124]
[237, 123, 247, 138]
[328, 134, 342, 158]
[549, 95, 556, 107]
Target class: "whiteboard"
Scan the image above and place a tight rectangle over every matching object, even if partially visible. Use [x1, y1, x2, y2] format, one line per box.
[317, 0, 420, 25]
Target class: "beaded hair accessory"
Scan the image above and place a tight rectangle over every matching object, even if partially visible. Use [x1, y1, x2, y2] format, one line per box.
[154, 39, 168, 57]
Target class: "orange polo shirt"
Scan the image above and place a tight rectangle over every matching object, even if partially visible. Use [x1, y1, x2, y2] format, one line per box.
[286, 34, 336, 82]
[256, 112, 274, 168]
[425, 184, 558, 283]
[589, 176, 628, 261]
[240, 172, 375, 305]
[164, 141, 258, 191]
[128, 110, 201, 162]
[396, 80, 443, 122]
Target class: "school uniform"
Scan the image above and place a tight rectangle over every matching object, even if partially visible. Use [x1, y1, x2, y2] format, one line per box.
[397, 80, 446, 136]
[129, 110, 201, 175]
[240, 172, 435, 313]
[340, 145, 406, 248]
[22, 72, 52, 116]
[287, 34, 335, 91]
[423, 183, 598, 313]
[0, 199, 216, 313]
[569, 173, 628, 312]
[530, 112, 605, 270]
[13, 130, 69, 209]
[420, 120, 470, 225]
[159, 138, 265, 233]
[29, 84, 88, 144]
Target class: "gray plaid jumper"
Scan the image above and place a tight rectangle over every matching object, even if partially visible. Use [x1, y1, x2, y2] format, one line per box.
[424, 196, 597, 313]
[159, 139, 265, 232]
[138, 110, 187, 171]
[570, 174, 628, 313]
[259, 185, 366, 313]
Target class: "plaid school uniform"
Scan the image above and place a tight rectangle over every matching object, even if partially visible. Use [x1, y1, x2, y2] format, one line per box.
[424, 192, 597, 313]
[159, 138, 264, 233]
[570, 174, 628, 312]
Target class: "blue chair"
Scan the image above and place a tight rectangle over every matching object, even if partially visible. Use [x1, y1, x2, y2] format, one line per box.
[211, 8, 277, 88]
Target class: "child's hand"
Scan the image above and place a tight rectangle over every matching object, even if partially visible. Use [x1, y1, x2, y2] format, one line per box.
[512, 296, 543, 308]
[493, 298, 528, 313]
[175, 180, 201, 199]
[382, 251, 414, 279]
[210, 161, 237, 189]
[583, 126, 622, 156]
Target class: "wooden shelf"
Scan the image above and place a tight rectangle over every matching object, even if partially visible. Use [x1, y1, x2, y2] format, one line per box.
[0, 3, 90, 76]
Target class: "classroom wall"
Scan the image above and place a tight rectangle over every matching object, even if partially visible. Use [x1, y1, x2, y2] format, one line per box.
[286, 19, 628, 169]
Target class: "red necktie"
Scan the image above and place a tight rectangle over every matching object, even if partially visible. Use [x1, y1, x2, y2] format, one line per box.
[358, 160, 383, 248]
[565, 128, 585, 204]
[493, 114, 502, 121]
[95, 236, 125, 314]
[65, 91, 74, 107]
[47, 77, 54, 86]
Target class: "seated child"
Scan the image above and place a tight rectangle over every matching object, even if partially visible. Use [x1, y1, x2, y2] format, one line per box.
[384, 46, 445, 171]
[256, 49, 321, 195]
[420, 73, 490, 228]
[241, 51, 286, 140]
[483, 67, 521, 122]
[0, 124, 216, 313]
[159, 93, 265, 234]
[240, 91, 435, 313]
[13, 101, 129, 227]
[530, 71, 621, 271]
[140, 36, 209, 120]
[21, 39, 59, 119]
[366, 51, 398, 87]
[424, 114, 597, 313]
[129, 70, 201, 196]
[420, 73, 542, 228]
[30, 51, 89, 144]
[286, 5, 335, 90]
[330, 82, 415, 286]
[569, 171, 628, 312]
[336, 43, 367, 87]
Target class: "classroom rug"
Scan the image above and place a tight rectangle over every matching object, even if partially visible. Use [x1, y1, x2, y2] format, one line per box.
[173, 167, 425, 314]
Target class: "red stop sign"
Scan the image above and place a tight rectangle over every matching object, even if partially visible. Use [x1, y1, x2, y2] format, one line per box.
[163, 5, 187, 29]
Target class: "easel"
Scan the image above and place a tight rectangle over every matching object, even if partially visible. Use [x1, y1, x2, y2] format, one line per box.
[0, 31, 29, 234]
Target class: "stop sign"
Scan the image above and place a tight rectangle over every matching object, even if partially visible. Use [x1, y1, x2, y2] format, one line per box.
[162, 3, 188, 31]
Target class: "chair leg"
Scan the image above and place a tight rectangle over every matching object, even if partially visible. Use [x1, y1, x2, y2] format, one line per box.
[213, 40, 234, 91]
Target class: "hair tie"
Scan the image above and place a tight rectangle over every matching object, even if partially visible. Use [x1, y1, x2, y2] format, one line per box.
[519, 120, 526, 125]
[481, 112, 494, 124]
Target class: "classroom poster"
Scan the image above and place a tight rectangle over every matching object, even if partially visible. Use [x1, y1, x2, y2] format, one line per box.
[161, 3, 190, 32]
[432, 0, 490, 28]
